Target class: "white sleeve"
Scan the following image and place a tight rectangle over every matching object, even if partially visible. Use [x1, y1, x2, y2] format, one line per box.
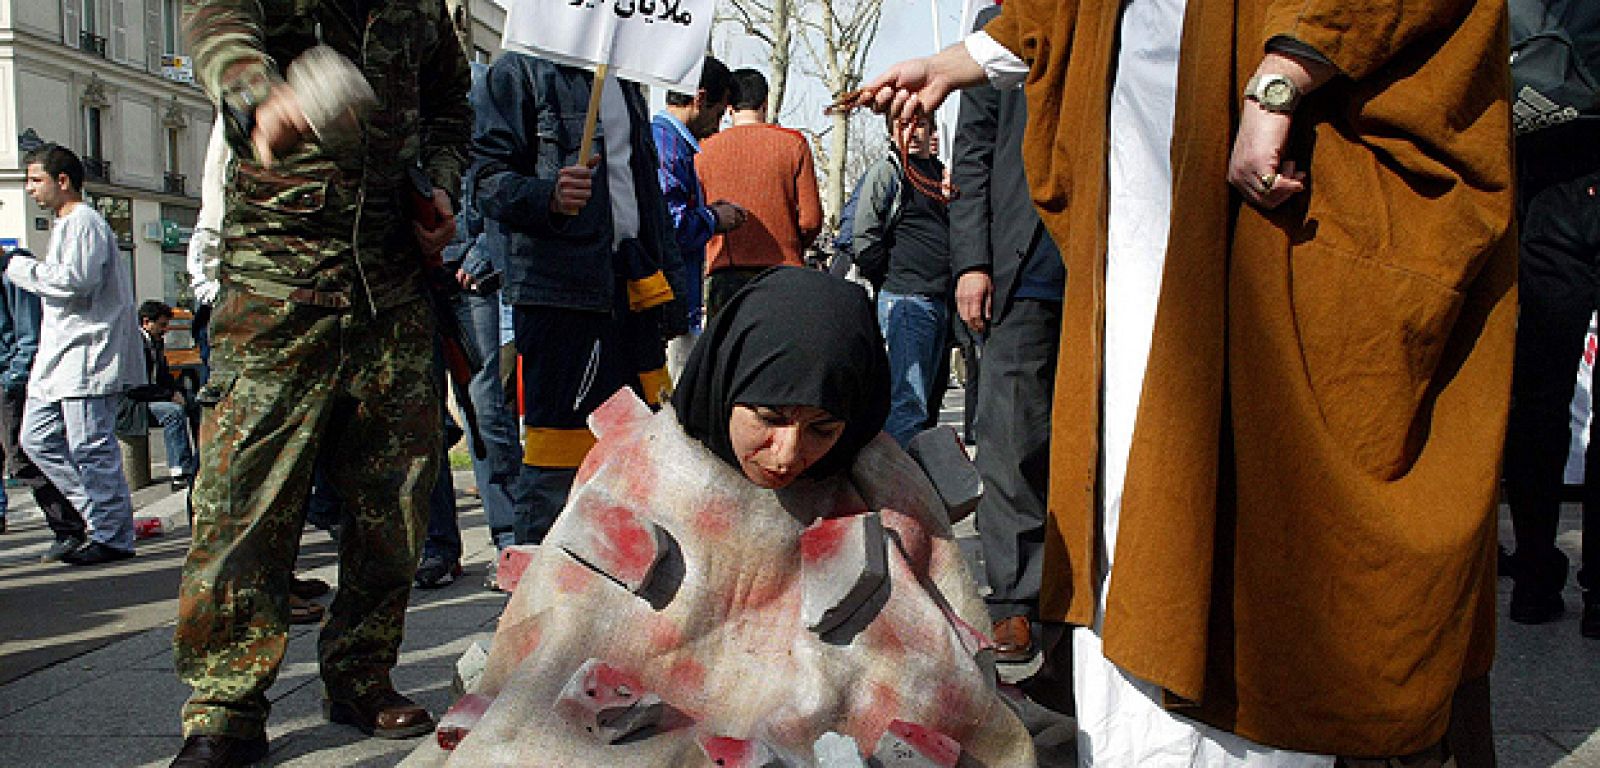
[187, 120, 230, 304]
[7, 214, 108, 299]
[964, 31, 1028, 90]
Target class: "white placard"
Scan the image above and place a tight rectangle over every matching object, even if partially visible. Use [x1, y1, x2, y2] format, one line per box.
[501, 0, 714, 92]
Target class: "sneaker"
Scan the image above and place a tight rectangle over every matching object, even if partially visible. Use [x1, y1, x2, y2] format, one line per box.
[61, 541, 136, 566]
[483, 560, 504, 592]
[414, 554, 462, 589]
[41, 535, 86, 563]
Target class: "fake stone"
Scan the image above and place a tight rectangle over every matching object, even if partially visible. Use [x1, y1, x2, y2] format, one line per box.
[906, 426, 982, 524]
[800, 512, 889, 637]
[870, 721, 962, 768]
[435, 693, 492, 751]
[553, 659, 668, 744]
[813, 732, 869, 767]
[496, 546, 538, 594]
[452, 638, 490, 698]
[698, 734, 790, 767]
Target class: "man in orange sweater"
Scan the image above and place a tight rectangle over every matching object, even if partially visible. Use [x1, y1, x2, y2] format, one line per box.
[696, 69, 824, 320]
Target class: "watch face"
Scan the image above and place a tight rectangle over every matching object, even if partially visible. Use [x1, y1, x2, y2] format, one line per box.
[1263, 79, 1293, 106]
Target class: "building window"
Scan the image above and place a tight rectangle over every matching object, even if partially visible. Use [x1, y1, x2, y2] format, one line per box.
[164, 128, 187, 195]
[85, 107, 103, 159]
[78, 0, 108, 57]
[162, 0, 182, 55]
[82, 107, 110, 182]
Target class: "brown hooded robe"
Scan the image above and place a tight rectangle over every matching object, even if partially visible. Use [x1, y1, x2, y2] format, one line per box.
[983, 0, 1515, 757]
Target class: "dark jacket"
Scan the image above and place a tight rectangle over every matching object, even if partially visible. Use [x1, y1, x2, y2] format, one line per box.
[126, 331, 179, 403]
[948, 5, 1051, 322]
[0, 266, 41, 397]
[470, 52, 684, 313]
[443, 62, 500, 283]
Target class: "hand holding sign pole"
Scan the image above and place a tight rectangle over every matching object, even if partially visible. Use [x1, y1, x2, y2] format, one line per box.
[503, 0, 715, 206]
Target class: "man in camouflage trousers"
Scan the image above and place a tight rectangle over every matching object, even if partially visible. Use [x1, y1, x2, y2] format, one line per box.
[172, 0, 470, 765]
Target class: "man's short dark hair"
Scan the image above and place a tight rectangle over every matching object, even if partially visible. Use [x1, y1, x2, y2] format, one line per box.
[24, 145, 85, 192]
[731, 69, 768, 112]
[666, 56, 735, 107]
[139, 300, 174, 324]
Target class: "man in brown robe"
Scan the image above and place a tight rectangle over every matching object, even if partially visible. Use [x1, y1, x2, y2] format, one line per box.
[849, 0, 1514, 762]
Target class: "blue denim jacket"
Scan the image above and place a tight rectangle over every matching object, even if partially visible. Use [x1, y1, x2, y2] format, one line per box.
[469, 52, 683, 313]
[0, 256, 41, 397]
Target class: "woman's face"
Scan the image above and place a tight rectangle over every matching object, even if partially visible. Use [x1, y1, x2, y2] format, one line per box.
[728, 404, 846, 488]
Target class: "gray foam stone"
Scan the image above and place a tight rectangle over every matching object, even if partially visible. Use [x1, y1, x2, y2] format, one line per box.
[906, 426, 982, 524]
[814, 732, 868, 767]
[800, 512, 889, 636]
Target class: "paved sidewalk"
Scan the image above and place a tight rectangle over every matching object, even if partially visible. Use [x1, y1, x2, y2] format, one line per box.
[0, 387, 1595, 766]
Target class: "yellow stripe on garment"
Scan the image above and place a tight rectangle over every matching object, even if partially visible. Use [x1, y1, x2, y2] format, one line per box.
[638, 366, 673, 406]
[523, 427, 597, 468]
[627, 270, 675, 311]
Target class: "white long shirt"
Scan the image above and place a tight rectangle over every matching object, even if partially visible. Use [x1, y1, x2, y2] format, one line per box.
[7, 203, 144, 402]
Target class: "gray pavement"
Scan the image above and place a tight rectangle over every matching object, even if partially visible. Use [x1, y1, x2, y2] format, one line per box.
[0, 388, 1595, 766]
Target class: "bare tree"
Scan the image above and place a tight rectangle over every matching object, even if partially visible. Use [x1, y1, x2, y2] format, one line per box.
[795, 0, 884, 228]
[715, 0, 802, 118]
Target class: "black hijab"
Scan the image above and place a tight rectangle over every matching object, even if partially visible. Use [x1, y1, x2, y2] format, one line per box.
[673, 267, 891, 480]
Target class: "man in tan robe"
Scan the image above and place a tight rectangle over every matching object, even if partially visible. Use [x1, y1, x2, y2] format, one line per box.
[849, 0, 1514, 762]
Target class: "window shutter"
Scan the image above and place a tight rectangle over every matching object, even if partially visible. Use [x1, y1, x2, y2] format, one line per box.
[62, 0, 81, 47]
[111, 0, 128, 63]
[146, 0, 163, 69]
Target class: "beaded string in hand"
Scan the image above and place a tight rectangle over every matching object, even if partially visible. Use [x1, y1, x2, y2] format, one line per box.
[827, 90, 959, 205]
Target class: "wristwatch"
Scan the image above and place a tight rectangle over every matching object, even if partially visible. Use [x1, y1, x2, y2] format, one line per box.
[221, 66, 282, 144]
[1243, 73, 1300, 113]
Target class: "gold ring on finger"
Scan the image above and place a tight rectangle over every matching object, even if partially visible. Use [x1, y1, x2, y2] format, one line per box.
[1257, 172, 1278, 192]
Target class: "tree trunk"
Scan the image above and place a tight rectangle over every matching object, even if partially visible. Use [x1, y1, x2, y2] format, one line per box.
[769, 0, 792, 117]
[825, 110, 849, 228]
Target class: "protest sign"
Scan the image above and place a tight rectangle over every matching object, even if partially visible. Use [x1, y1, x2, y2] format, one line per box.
[501, 0, 715, 92]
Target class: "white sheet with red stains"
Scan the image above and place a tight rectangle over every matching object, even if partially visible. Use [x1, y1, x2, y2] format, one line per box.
[441, 389, 1035, 767]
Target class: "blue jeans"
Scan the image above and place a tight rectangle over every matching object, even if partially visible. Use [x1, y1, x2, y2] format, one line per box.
[877, 290, 949, 447]
[148, 400, 198, 477]
[422, 454, 461, 562]
[454, 292, 520, 550]
[22, 395, 136, 551]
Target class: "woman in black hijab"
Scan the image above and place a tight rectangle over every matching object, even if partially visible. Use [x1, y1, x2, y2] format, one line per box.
[672, 267, 890, 488]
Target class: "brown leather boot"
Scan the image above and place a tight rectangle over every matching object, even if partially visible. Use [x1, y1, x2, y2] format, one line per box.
[324, 687, 436, 739]
[169, 734, 268, 767]
[992, 615, 1036, 663]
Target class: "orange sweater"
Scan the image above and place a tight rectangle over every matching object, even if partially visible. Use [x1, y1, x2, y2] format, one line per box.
[696, 123, 823, 273]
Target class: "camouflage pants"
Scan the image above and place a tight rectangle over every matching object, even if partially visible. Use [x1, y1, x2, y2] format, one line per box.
[174, 289, 440, 739]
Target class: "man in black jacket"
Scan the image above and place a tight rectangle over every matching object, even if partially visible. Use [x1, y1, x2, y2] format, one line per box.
[122, 300, 198, 489]
[949, 4, 1067, 664]
[472, 52, 685, 546]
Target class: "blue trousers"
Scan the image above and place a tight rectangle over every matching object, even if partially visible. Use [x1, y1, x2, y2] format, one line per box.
[22, 395, 136, 551]
[877, 290, 949, 447]
[455, 292, 520, 549]
[149, 400, 198, 477]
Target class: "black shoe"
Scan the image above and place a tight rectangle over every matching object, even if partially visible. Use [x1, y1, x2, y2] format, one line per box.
[41, 535, 86, 563]
[170, 734, 268, 767]
[61, 541, 135, 566]
[414, 554, 462, 589]
[171, 475, 193, 492]
[1583, 597, 1600, 639]
[290, 575, 331, 600]
[0, 517, 7, 534]
[1509, 588, 1566, 625]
